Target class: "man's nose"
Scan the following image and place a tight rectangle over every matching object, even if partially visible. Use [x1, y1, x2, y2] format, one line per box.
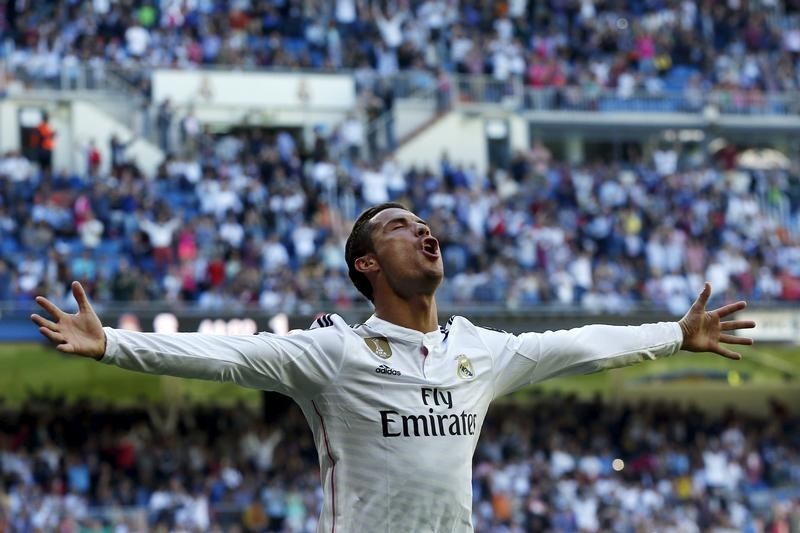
[415, 223, 430, 237]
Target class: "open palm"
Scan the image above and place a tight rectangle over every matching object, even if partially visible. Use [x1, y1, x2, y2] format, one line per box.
[678, 282, 756, 360]
[31, 281, 106, 359]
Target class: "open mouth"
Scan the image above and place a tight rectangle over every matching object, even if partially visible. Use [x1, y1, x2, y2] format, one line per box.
[421, 237, 440, 258]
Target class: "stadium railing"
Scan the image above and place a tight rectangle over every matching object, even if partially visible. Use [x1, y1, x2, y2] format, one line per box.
[450, 76, 800, 117]
[6, 57, 800, 118]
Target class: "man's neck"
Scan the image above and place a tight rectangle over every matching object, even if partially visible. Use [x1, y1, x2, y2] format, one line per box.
[373, 293, 439, 334]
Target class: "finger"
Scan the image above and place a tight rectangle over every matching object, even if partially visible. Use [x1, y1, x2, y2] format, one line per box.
[55, 343, 76, 354]
[31, 313, 59, 331]
[714, 347, 742, 360]
[39, 327, 66, 345]
[711, 301, 747, 318]
[34, 296, 65, 319]
[720, 320, 756, 331]
[719, 334, 753, 346]
[691, 282, 711, 311]
[72, 281, 94, 314]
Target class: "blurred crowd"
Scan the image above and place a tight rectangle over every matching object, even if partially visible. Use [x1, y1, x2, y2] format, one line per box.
[2, 0, 799, 98]
[1, 126, 800, 313]
[0, 394, 797, 531]
[1, 2, 799, 313]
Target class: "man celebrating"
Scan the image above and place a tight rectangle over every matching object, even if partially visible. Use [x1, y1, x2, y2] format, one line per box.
[32, 202, 755, 532]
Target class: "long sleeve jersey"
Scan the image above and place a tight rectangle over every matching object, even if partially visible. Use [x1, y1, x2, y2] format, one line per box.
[101, 314, 683, 532]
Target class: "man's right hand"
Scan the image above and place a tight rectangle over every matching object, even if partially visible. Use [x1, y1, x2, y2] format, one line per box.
[31, 281, 106, 360]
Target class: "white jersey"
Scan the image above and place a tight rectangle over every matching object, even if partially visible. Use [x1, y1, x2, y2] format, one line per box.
[101, 314, 683, 532]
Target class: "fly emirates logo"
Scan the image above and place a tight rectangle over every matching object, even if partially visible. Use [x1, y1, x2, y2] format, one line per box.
[379, 388, 478, 438]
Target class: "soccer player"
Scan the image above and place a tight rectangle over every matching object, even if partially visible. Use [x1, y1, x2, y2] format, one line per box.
[32, 202, 755, 532]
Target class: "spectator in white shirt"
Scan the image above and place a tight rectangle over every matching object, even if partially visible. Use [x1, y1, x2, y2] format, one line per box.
[373, 3, 407, 49]
[219, 211, 245, 249]
[341, 113, 364, 162]
[78, 211, 104, 249]
[139, 211, 181, 272]
[261, 234, 290, 273]
[125, 22, 150, 57]
[291, 222, 317, 264]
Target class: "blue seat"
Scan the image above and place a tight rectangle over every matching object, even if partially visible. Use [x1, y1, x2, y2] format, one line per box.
[96, 240, 122, 256]
[664, 65, 699, 92]
[283, 38, 307, 56]
[0, 237, 20, 256]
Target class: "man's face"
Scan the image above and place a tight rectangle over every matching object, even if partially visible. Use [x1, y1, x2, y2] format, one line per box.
[364, 208, 444, 297]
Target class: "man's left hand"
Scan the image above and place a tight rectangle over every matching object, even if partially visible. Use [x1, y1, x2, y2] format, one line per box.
[679, 282, 756, 360]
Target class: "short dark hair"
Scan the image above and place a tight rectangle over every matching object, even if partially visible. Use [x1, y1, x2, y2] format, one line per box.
[345, 202, 407, 302]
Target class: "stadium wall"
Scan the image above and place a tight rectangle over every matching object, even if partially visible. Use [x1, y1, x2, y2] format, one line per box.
[152, 69, 356, 131]
[70, 100, 163, 176]
[0, 96, 163, 176]
[395, 111, 489, 172]
[0, 100, 18, 150]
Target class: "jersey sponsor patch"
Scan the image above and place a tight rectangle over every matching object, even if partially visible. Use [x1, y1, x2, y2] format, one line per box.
[456, 355, 475, 380]
[374, 364, 401, 376]
[363, 337, 392, 359]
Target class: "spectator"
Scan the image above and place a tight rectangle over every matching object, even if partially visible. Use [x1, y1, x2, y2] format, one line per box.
[340, 112, 364, 163]
[77, 210, 104, 250]
[138, 210, 181, 274]
[86, 140, 101, 177]
[156, 99, 173, 153]
[109, 134, 134, 172]
[34, 113, 55, 174]
[261, 234, 290, 274]
[111, 259, 138, 301]
[0, 150, 34, 183]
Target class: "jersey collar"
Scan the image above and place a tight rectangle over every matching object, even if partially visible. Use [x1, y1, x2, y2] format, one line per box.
[364, 315, 444, 345]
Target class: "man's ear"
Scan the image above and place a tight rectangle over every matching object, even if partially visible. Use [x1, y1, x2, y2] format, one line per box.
[354, 254, 378, 274]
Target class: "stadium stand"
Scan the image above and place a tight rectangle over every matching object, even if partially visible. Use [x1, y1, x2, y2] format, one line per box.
[0, 2, 798, 314]
[3, 0, 799, 96]
[1, 132, 799, 314]
[0, 395, 798, 531]
[1, 1, 799, 531]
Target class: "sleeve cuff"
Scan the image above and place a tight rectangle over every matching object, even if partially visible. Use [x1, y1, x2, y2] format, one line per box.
[670, 321, 684, 351]
[99, 327, 118, 364]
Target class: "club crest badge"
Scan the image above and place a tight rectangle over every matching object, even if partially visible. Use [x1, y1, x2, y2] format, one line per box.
[364, 337, 392, 359]
[456, 355, 475, 380]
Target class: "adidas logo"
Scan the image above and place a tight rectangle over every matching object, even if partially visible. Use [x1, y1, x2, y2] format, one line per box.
[374, 364, 401, 376]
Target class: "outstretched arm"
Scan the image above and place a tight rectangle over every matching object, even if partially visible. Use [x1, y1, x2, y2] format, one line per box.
[486, 283, 756, 397]
[30, 282, 343, 397]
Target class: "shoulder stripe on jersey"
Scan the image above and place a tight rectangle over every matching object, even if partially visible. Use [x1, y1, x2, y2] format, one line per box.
[315, 314, 334, 328]
[440, 315, 457, 341]
[439, 315, 456, 332]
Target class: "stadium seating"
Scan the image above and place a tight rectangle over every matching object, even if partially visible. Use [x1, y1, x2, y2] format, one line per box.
[2, 0, 797, 98]
[2, 132, 798, 313]
[0, 395, 797, 531]
[1, 1, 800, 529]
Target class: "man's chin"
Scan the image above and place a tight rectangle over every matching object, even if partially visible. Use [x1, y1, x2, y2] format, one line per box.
[421, 269, 444, 291]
